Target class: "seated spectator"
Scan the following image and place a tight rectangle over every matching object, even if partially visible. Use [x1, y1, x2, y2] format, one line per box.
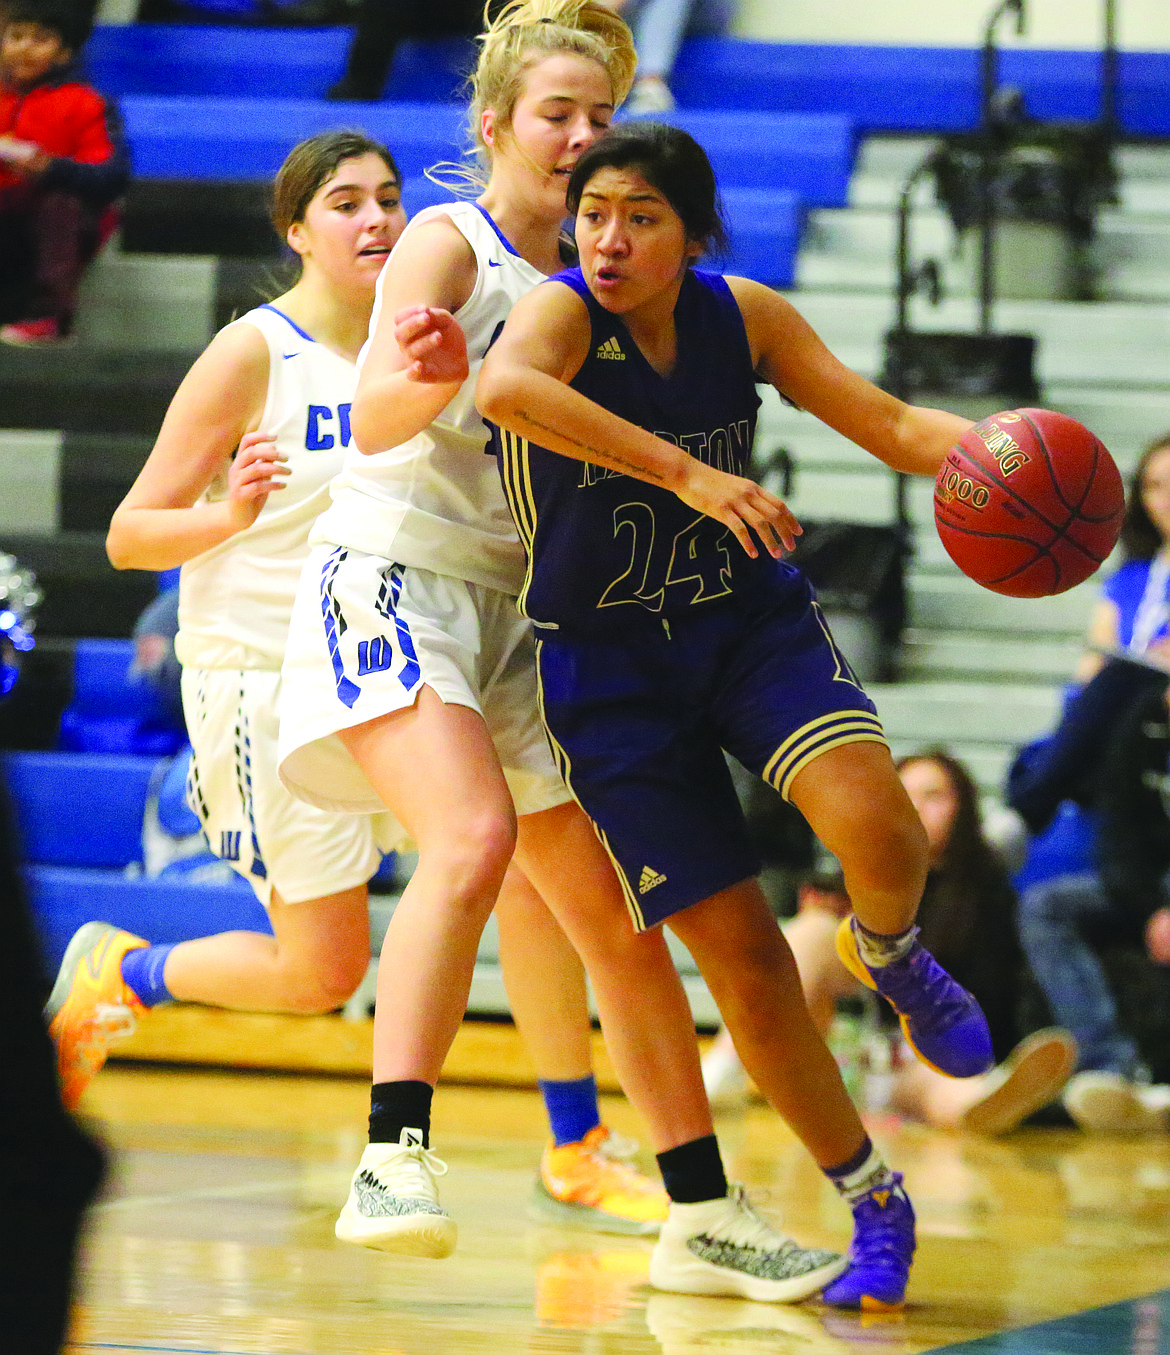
[612, 0, 728, 114]
[326, 0, 480, 103]
[131, 579, 183, 733]
[1006, 433, 1170, 1132]
[703, 750, 1076, 1136]
[1081, 431, 1170, 682]
[1017, 681, 1170, 1134]
[1010, 432, 1170, 836]
[0, 0, 129, 345]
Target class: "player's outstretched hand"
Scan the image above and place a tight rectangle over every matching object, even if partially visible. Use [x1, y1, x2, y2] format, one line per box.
[675, 459, 801, 558]
[227, 431, 288, 531]
[394, 305, 469, 385]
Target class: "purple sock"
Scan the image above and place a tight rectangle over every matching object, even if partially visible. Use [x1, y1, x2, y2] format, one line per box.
[121, 944, 175, 1008]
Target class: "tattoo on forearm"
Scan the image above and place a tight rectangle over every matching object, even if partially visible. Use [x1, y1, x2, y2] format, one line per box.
[516, 408, 666, 484]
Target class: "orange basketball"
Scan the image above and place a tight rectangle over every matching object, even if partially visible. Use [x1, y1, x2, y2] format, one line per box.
[934, 408, 1124, 598]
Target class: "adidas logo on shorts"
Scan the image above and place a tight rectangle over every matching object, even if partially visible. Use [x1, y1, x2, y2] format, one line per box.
[639, 865, 667, 894]
[596, 336, 625, 361]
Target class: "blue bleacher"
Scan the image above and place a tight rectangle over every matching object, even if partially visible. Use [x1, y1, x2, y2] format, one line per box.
[719, 188, 805, 289]
[86, 26, 474, 104]
[117, 96, 853, 202]
[87, 28, 1170, 138]
[629, 110, 855, 208]
[5, 749, 268, 973]
[58, 637, 187, 757]
[120, 97, 468, 181]
[670, 40, 1170, 136]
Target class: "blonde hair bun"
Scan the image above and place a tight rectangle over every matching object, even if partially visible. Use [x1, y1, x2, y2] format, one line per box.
[469, 0, 636, 160]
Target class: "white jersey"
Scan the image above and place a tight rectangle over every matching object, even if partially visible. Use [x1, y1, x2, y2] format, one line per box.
[175, 304, 358, 671]
[309, 201, 543, 595]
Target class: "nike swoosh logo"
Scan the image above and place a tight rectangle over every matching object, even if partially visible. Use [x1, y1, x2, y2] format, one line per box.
[488, 260, 502, 268]
[282, 352, 297, 360]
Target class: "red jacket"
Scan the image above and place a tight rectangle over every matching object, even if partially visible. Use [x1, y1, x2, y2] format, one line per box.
[0, 61, 130, 203]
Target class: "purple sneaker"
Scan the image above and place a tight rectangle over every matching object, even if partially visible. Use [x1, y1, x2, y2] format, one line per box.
[822, 1174, 915, 1312]
[836, 918, 994, 1077]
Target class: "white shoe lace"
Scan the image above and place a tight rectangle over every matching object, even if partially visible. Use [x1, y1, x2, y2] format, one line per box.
[707, 1185, 793, 1251]
[368, 1141, 450, 1198]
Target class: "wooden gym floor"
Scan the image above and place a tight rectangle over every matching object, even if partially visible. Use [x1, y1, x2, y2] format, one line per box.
[65, 1021, 1170, 1355]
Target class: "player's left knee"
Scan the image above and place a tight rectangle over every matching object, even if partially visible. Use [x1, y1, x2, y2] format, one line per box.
[847, 803, 928, 897]
[282, 955, 370, 1014]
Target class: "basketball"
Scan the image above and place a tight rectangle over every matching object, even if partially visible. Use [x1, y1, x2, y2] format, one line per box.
[933, 408, 1125, 598]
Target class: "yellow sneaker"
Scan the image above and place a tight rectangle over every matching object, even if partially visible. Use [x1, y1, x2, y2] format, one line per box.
[45, 922, 148, 1110]
[532, 1124, 669, 1236]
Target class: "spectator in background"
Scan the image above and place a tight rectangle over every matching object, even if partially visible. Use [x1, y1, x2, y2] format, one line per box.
[1017, 680, 1170, 1134]
[325, 0, 481, 103]
[130, 576, 183, 733]
[612, 0, 727, 114]
[1006, 432, 1170, 1132]
[1080, 431, 1170, 682]
[0, 0, 129, 345]
[704, 750, 1076, 1135]
[1011, 433, 1170, 835]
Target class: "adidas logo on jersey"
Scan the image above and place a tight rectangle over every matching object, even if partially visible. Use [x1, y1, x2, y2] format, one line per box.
[638, 865, 667, 894]
[596, 336, 625, 361]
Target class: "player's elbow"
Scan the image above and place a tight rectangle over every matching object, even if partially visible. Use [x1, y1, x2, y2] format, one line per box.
[105, 516, 134, 570]
[348, 398, 384, 455]
[474, 363, 519, 428]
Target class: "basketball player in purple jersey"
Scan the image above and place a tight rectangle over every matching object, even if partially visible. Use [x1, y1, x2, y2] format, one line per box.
[476, 122, 993, 1309]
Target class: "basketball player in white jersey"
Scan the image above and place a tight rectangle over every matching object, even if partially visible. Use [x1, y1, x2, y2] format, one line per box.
[46, 129, 669, 1241]
[276, 0, 847, 1302]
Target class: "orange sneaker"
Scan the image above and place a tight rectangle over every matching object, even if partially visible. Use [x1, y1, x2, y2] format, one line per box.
[45, 922, 148, 1110]
[532, 1125, 669, 1236]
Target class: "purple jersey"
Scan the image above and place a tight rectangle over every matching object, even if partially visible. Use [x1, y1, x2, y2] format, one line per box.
[492, 266, 800, 636]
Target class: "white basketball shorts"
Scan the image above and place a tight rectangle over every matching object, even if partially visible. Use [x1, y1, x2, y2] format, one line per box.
[276, 544, 570, 819]
[182, 666, 404, 906]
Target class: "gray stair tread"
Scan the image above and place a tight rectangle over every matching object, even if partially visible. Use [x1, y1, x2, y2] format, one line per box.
[870, 679, 1062, 744]
[900, 628, 1081, 682]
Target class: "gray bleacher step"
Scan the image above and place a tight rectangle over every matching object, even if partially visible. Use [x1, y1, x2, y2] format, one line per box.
[847, 139, 1170, 209]
[778, 291, 1170, 390]
[757, 381, 1168, 490]
[1042, 386, 1170, 466]
[0, 429, 61, 534]
[797, 205, 1170, 303]
[909, 570, 1096, 636]
[76, 248, 216, 352]
[869, 678, 1062, 746]
[0, 345, 197, 435]
[359, 895, 720, 1024]
[900, 628, 1081, 682]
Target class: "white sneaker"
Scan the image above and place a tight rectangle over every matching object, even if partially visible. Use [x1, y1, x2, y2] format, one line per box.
[335, 1130, 457, 1256]
[1062, 1071, 1167, 1135]
[959, 1028, 1078, 1136]
[648, 1185, 846, 1303]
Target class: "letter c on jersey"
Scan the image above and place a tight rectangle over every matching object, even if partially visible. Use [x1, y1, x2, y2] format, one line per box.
[306, 403, 354, 452]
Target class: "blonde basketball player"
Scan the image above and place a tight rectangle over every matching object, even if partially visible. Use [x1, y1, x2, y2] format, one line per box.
[276, 0, 847, 1301]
